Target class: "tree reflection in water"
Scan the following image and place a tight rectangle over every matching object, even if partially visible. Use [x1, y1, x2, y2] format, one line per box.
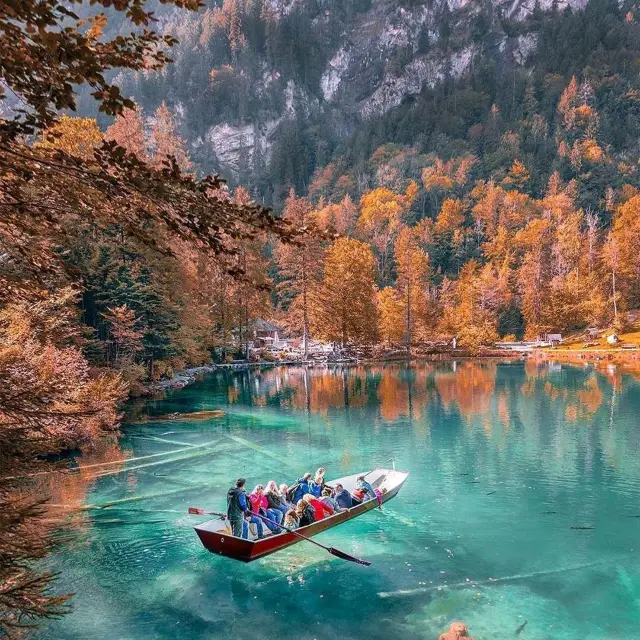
[0, 438, 130, 636]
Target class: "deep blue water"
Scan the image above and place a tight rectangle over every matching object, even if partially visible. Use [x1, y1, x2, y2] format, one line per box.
[39, 360, 640, 639]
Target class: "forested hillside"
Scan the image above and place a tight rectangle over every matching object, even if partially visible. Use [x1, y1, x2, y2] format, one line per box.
[88, 0, 640, 346]
[105, 0, 640, 207]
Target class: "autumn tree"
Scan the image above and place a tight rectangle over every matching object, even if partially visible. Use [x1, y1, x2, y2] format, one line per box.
[312, 238, 378, 346]
[105, 105, 148, 160]
[315, 195, 358, 235]
[276, 191, 326, 357]
[377, 287, 405, 345]
[151, 101, 192, 171]
[422, 155, 475, 211]
[35, 115, 102, 161]
[102, 304, 144, 366]
[394, 225, 430, 350]
[0, 0, 294, 629]
[357, 183, 417, 283]
[439, 260, 500, 352]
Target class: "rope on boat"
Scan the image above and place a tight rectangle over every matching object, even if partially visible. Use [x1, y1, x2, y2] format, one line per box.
[377, 555, 636, 599]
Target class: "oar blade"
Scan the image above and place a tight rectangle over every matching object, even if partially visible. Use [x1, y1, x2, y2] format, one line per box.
[328, 547, 371, 566]
[188, 507, 205, 515]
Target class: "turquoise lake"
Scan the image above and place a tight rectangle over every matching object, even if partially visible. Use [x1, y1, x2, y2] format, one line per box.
[39, 360, 640, 639]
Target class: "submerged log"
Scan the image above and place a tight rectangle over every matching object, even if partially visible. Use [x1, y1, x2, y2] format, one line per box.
[131, 410, 225, 424]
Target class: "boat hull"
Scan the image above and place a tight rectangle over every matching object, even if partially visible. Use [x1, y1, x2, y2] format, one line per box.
[194, 468, 408, 562]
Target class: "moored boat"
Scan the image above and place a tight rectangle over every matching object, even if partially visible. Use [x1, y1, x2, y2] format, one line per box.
[194, 467, 408, 562]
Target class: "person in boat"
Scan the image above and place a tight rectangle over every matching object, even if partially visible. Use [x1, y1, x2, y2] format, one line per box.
[355, 475, 376, 500]
[309, 467, 326, 497]
[351, 488, 365, 504]
[303, 493, 334, 520]
[321, 486, 342, 513]
[292, 472, 313, 503]
[334, 483, 353, 509]
[373, 487, 387, 508]
[265, 480, 288, 518]
[296, 498, 315, 527]
[283, 509, 299, 530]
[227, 477, 251, 538]
[249, 484, 281, 532]
[227, 477, 264, 540]
[279, 483, 295, 509]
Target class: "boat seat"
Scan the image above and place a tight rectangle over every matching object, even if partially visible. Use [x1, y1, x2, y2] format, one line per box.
[247, 522, 275, 540]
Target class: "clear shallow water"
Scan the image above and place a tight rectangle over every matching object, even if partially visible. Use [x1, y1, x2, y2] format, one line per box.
[39, 360, 640, 639]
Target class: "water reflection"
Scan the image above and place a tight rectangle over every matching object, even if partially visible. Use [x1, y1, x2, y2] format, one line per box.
[217, 361, 630, 430]
[32, 360, 640, 640]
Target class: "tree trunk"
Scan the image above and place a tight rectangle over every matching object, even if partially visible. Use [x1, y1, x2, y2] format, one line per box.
[406, 284, 412, 355]
[302, 264, 309, 360]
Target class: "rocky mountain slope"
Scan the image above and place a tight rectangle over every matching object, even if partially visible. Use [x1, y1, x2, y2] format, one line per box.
[107, 0, 637, 204]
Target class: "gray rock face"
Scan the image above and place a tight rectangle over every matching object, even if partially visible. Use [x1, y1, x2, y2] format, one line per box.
[190, 0, 586, 176]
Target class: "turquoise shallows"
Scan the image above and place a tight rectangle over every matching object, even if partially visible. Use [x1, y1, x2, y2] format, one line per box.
[40, 361, 640, 639]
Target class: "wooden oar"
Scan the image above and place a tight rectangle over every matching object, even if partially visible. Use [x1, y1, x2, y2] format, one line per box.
[188, 507, 371, 567]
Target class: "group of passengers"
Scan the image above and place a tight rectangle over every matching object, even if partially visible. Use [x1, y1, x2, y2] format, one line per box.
[226, 468, 382, 540]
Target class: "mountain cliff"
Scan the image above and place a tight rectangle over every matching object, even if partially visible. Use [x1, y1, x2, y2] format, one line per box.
[109, 0, 639, 205]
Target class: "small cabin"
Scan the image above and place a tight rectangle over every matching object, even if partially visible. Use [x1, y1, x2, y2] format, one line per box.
[251, 319, 286, 348]
[537, 333, 562, 346]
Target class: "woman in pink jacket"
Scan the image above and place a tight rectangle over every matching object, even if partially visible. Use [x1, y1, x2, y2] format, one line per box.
[248, 485, 281, 532]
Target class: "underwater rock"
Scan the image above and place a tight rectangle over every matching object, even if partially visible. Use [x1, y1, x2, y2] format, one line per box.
[438, 622, 474, 640]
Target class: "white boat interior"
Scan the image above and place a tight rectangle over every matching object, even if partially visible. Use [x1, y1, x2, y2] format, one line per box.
[195, 468, 407, 540]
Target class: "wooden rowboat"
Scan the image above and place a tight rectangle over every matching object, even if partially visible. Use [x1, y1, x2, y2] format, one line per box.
[194, 467, 409, 562]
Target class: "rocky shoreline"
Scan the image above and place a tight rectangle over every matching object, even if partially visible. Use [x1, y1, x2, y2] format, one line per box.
[142, 350, 519, 395]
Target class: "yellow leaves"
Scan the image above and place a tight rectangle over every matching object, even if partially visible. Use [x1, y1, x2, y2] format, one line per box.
[311, 238, 378, 345]
[86, 14, 107, 42]
[404, 180, 419, 205]
[358, 187, 408, 231]
[435, 198, 465, 234]
[377, 287, 405, 344]
[582, 139, 604, 163]
[575, 104, 596, 123]
[421, 156, 476, 193]
[37, 115, 102, 161]
[315, 195, 357, 235]
[558, 76, 578, 124]
[502, 159, 530, 189]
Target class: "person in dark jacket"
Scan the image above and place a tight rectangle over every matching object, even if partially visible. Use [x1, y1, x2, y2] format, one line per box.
[334, 483, 353, 509]
[265, 480, 288, 519]
[227, 477, 264, 539]
[293, 472, 312, 503]
[295, 498, 315, 527]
